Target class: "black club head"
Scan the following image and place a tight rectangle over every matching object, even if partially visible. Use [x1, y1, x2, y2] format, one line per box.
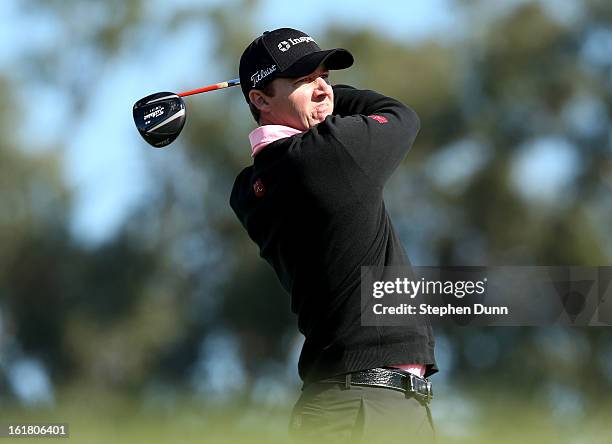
[133, 92, 186, 148]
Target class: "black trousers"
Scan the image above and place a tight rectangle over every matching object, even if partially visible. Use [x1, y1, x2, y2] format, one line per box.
[289, 382, 435, 443]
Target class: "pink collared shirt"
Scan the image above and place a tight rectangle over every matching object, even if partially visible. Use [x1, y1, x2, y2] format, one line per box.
[249, 125, 303, 157]
[248, 124, 427, 379]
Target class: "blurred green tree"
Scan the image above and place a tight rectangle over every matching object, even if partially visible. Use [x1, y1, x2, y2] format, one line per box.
[1, 0, 610, 408]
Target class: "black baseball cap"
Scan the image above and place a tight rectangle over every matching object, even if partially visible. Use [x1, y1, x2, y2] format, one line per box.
[239, 28, 354, 103]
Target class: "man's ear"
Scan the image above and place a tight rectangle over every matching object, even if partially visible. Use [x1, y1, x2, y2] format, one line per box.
[249, 90, 270, 112]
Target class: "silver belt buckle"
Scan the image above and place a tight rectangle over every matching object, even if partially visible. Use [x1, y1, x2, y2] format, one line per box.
[407, 374, 433, 403]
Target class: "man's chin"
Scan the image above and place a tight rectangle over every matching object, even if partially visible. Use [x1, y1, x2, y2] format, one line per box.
[312, 110, 332, 125]
[308, 118, 326, 129]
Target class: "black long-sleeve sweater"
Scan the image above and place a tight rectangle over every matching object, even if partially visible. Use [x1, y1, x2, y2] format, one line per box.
[230, 85, 437, 383]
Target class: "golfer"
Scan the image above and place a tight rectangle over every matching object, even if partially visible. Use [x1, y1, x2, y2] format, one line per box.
[231, 28, 437, 442]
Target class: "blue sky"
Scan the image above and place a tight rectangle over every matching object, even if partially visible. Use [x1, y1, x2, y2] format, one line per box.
[0, 0, 587, 245]
[1, 0, 459, 244]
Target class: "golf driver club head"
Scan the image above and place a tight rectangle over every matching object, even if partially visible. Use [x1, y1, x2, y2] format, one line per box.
[133, 92, 186, 148]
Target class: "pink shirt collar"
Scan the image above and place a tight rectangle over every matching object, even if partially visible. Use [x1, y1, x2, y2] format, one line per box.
[248, 125, 303, 157]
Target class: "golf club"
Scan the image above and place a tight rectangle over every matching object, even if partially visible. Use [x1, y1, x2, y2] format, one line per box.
[133, 78, 240, 148]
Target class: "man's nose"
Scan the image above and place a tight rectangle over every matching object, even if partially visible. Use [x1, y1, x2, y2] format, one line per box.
[313, 76, 331, 95]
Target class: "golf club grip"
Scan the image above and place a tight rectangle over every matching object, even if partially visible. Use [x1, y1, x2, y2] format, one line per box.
[178, 79, 241, 97]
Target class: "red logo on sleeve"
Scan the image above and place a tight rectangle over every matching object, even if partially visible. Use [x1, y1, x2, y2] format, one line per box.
[253, 178, 266, 197]
[368, 114, 388, 124]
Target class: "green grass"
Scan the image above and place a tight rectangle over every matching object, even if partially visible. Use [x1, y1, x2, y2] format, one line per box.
[1, 389, 610, 444]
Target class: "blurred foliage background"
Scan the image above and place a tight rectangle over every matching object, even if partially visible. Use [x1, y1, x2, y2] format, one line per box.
[1, 0, 611, 442]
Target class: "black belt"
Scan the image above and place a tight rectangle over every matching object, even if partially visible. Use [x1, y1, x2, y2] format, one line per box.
[316, 367, 433, 404]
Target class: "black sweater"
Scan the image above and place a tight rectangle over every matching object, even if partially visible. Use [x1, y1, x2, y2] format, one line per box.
[230, 85, 437, 383]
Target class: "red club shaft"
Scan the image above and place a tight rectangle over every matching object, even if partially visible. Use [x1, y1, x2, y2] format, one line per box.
[178, 78, 241, 97]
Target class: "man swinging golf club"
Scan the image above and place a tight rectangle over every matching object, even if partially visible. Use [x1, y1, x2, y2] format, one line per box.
[230, 28, 437, 442]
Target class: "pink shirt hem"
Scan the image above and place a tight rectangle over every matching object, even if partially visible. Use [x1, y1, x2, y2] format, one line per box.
[390, 364, 426, 378]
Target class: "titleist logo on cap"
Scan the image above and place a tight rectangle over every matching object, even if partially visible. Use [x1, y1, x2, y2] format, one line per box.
[251, 65, 277, 87]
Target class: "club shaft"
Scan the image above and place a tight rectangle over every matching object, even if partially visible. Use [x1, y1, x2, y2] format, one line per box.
[178, 79, 241, 97]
